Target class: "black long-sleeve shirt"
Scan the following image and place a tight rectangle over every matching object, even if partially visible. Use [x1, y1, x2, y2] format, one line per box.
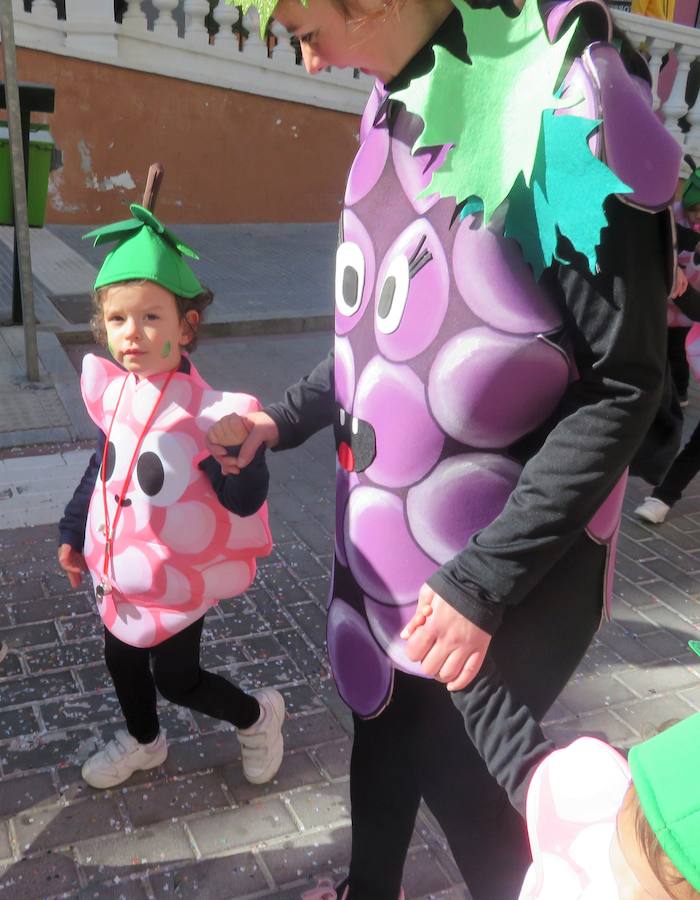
[59, 359, 269, 552]
[266, 197, 671, 634]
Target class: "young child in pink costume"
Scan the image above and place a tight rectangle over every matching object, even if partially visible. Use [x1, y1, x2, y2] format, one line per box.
[58, 204, 285, 789]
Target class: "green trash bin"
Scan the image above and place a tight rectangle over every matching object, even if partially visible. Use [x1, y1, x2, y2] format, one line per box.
[0, 122, 55, 227]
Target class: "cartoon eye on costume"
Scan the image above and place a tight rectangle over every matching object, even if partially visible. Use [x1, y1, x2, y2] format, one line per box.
[335, 242, 366, 318]
[132, 431, 195, 507]
[376, 236, 433, 335]
[136, 451, 165, 497]
[102, 441, 116, 482]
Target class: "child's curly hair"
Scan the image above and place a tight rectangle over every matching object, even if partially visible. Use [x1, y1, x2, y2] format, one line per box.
[91, 280, 213, 353]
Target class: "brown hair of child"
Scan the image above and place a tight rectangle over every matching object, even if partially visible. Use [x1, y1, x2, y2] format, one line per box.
[630, 786, 700, 900]
[91, 280, 213, 353]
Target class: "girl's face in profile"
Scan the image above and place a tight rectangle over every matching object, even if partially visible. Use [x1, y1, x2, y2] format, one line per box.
[273, 0, 392, 80]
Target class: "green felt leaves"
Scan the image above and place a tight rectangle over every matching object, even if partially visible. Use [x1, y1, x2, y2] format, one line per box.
[84, 204, 204, 299]
[392, 0, 576, 223]
[504, 112, 632, 278]
[84, 205, 199, 260]
[228, 0, 308, 38]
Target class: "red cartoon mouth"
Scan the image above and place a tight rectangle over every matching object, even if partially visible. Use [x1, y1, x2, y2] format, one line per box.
[335, 406, 376, 473]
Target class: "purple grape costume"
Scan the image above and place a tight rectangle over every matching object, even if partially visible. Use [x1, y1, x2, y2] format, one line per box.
[327, 0, 680, 718]
[244, 0, 680, 893]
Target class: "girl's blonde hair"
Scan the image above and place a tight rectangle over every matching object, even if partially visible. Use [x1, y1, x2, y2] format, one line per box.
[91, 280, 213, 353]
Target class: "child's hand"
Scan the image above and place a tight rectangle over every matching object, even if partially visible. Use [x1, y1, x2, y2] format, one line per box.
[401, 584, 492, 691]
[58, 544, 87, 588]
[207, 412, 250, 449]
[208, 411, 280, 475]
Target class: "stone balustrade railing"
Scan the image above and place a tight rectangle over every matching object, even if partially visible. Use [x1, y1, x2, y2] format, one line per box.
[614, 10, 700, 172]
[8, 0, 700, 163]
[9, 0, 374, 114]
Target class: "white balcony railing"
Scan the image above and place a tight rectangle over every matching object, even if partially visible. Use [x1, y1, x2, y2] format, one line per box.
[8, 0, 374, 114]
[8, 1, 700, 160]
[614, 10, 700, 172]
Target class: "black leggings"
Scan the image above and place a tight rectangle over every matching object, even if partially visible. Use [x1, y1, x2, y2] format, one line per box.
[653, 416, 700, 507]
[104, 616, 260, 744]
[347, 532, 606, 900]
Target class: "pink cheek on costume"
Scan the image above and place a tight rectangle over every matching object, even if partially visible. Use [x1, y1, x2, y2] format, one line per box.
[374, 219, 449, 363]
[335, 210, 375, 336]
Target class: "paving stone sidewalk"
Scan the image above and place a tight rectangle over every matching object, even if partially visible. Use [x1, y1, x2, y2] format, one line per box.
[0, 331, 699, 900]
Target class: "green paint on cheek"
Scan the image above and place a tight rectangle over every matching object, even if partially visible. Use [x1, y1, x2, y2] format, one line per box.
[161, 340, 172, 359]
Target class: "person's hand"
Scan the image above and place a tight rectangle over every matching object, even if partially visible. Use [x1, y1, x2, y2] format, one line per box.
[401, 584, 492, 691]
[671, 266, 688, 299]
[207, 412, 249, 448]
[58, 543, 87, 588]
[207, 411, 280, 475]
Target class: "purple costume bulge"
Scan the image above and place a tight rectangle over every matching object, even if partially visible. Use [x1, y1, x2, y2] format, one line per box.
[328, 0, 680, 718]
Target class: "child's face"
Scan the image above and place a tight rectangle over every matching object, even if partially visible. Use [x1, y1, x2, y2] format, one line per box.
[102, 282, 193, 378]
[686, 204, 700, 227]
[609, 787, 689, 900]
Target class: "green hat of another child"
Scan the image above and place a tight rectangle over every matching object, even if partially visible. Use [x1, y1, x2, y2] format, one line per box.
[629, 710, 700, 891]
[84, 204, 204, 299]
[683, 168, 700, 209]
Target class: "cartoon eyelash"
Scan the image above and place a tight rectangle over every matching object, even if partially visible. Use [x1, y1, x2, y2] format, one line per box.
[408, 236, 433, 279]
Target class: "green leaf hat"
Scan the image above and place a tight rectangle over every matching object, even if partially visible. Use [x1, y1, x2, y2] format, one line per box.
[682, 157, 700, 210]
[629, 712, 700, 891]
[83, 204, 204, 299]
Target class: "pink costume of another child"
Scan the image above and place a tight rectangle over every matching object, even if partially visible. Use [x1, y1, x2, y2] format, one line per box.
[81, 353, 272, 648]
[518, 737, 630, 900]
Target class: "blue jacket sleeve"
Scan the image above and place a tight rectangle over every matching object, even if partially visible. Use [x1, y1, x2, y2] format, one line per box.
[198, 444, 269, 516]
[58, 432, 105, 552]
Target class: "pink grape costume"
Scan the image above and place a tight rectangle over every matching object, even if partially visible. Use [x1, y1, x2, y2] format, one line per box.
[518, 738, 631, 899]
[80, 353, 272, 648]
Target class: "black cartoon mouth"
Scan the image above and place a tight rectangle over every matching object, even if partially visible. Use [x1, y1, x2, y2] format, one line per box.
[114, 494, 132, 508]
[334, 404, 376, 473]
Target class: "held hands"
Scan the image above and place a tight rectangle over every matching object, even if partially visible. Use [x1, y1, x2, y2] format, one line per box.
[207, 411, 280, 475]
[58, 543, 87, 588]
[207, 412, 250, 449]
[401, 584, 492, 691]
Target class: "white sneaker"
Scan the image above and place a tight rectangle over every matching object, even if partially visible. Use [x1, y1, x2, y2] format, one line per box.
[634, 497, 670, 525]
[82, 729, 167, 789]
[237, 688, 285, 784]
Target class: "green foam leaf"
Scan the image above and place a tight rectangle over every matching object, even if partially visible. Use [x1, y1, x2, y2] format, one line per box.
[228, 0, 309, 38]
[392, 0, 577, 222]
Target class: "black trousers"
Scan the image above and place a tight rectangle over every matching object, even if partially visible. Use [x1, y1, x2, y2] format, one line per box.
[104, 616, 260, 744]
[668, 326, 691, 400]
[653, 415, 700, 507]
[347, 532, 606, 900]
